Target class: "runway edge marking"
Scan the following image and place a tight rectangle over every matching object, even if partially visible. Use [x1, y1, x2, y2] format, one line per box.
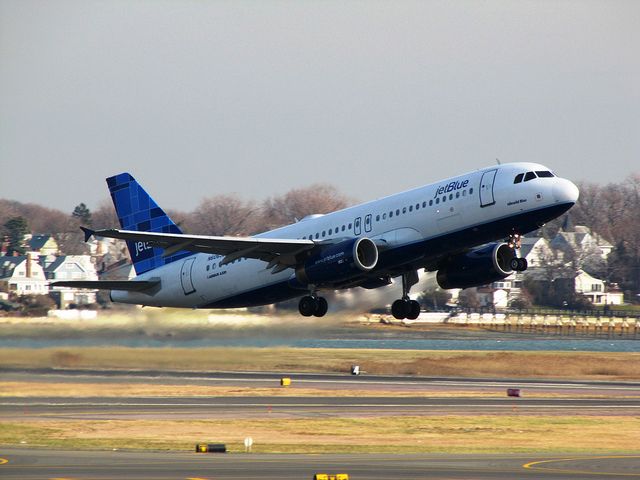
[523, 455, 640, 476]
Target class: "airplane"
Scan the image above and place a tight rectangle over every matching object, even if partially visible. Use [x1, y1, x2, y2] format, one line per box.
[52, 163, 579, 319]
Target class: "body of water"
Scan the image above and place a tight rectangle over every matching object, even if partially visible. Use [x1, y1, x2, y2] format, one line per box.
[1, 327, 638, 352]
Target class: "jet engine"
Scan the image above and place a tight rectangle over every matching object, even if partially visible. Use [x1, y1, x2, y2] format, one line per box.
[294, 237, 378, 286]
[436, 242, 517, 290]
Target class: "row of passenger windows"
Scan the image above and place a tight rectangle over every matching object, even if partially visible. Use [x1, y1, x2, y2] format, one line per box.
[300, 187, 474, 240]
[513, 170, 555, 184]
[302, 223, 353, 240]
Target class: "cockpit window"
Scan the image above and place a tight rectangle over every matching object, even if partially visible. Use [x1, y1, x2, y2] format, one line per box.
[536, 170, 554, 178]
[514, 173, 524, 184]
[524, 171, 537, 182]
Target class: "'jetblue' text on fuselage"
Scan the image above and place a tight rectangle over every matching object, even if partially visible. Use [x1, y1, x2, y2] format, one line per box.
[433, 179, 469, 198]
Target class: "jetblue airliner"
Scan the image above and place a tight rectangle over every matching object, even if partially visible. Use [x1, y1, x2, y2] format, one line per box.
[53, 163, 578, 319]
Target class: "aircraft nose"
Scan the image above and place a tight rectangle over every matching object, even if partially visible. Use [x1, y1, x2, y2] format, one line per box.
[553, 178, 579, 204]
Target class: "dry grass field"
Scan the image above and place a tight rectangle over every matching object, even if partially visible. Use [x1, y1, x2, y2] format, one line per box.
[1, 347, 639, 380]
[3, 416, 640, 454]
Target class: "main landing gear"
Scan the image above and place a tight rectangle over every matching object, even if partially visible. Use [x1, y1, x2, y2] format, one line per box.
[391, 270, 421, 320]
[298, 295, 328, 317]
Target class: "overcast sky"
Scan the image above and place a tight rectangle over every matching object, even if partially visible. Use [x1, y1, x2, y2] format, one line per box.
[1, 0, 638, 213]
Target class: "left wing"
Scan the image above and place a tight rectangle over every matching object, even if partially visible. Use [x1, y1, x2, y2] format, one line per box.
[83, 227, 315, 273]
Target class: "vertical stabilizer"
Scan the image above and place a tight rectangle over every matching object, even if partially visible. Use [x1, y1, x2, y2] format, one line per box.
[106, 173, 190, 275]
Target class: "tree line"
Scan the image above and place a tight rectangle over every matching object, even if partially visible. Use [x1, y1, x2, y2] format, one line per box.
[0, 184, 352, 255]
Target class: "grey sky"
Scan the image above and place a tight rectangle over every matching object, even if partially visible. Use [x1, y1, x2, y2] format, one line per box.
[1, 0, 638, 213]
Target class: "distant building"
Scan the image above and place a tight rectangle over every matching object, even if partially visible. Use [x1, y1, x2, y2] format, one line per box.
[26, 234, 59, 257]
[518, 236, 554, 269]
[0, 255, 49, 295]
[97, 257, 135, 281]
[551, 225, 613, 262]
[574, 270, 624, 306]
[45, 255, 98, 308]
[476, 285, 510, 309]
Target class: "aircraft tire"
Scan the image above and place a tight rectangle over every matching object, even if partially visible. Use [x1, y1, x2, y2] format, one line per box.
[391, 299, 408, 320]
[313, 297, 328, 317]
[407, 300, 421, 320]
[299, 296, 318, 317]
[510, 257, 520, 271]
[517, 257, 528, 271]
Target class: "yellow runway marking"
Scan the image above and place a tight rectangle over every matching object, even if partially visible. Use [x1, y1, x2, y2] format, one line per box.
[523, 455, 640, 476]
[0, 458, 8, 465]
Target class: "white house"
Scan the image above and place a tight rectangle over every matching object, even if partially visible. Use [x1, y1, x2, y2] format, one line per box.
[574, 270, 624, 306]
[551, 225, 613, 263]
[0, 255, 49, 295]
[45, 255, 98, 307]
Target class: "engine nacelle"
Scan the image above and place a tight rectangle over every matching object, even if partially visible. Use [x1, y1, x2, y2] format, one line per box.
[436, 242, 516, 290]
[295, 237, 378, 286]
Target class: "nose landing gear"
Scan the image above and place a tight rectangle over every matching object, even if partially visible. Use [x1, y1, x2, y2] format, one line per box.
[507, 232, 528, 272]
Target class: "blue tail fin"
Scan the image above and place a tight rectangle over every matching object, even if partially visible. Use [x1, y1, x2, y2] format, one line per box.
[106, 172, 190, 275]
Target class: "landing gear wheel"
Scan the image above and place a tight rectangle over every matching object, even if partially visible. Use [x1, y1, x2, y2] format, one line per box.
[517, 258, 528, 272]
[298, 296, 318, 317]
[510, 257, 520, 271]
[407, 300, 421, 320]
[510, 257, 528, 272]
[313, 297, 328, 317]
[392, 299, 409, 320]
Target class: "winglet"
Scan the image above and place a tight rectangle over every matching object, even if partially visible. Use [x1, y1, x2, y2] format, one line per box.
[80, 226, 95, 242]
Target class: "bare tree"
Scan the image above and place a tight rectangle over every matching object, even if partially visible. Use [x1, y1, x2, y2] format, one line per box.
[261, 184, 353, 231]
[0, 200, 69, 235]
[185, 194, 260, 236]
[53, 216, 89, 255]
[91, 200, 119, 229]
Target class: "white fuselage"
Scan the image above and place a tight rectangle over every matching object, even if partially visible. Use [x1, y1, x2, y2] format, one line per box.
[112, 162, 578, 309]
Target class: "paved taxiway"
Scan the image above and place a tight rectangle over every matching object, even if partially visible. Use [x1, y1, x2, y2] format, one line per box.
[2, 448, 640, 479]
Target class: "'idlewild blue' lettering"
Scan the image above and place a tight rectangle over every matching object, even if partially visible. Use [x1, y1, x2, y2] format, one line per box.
[433, 179, 469, 199]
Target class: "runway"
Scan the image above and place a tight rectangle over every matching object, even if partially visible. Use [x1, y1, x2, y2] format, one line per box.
[2, 448, 640, 479]
[3, 368, 640, 418]
[3, 366, 640, 393]
[3, 395, 640, 419]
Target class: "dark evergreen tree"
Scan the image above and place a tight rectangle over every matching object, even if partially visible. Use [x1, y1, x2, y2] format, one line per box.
[3, 216, 28, 256]
[71, 203, 92, 226]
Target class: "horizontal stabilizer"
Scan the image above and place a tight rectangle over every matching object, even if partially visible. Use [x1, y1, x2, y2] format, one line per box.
[50, 280, 160, 292]
[80, 226, 95, 242]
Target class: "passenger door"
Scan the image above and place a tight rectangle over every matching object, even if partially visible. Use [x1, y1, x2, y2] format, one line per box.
[479, 169, 497, 207]
[364, 214, 372, 233]
[354, 216, 362, 236]
[180, 257, 196, 295]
